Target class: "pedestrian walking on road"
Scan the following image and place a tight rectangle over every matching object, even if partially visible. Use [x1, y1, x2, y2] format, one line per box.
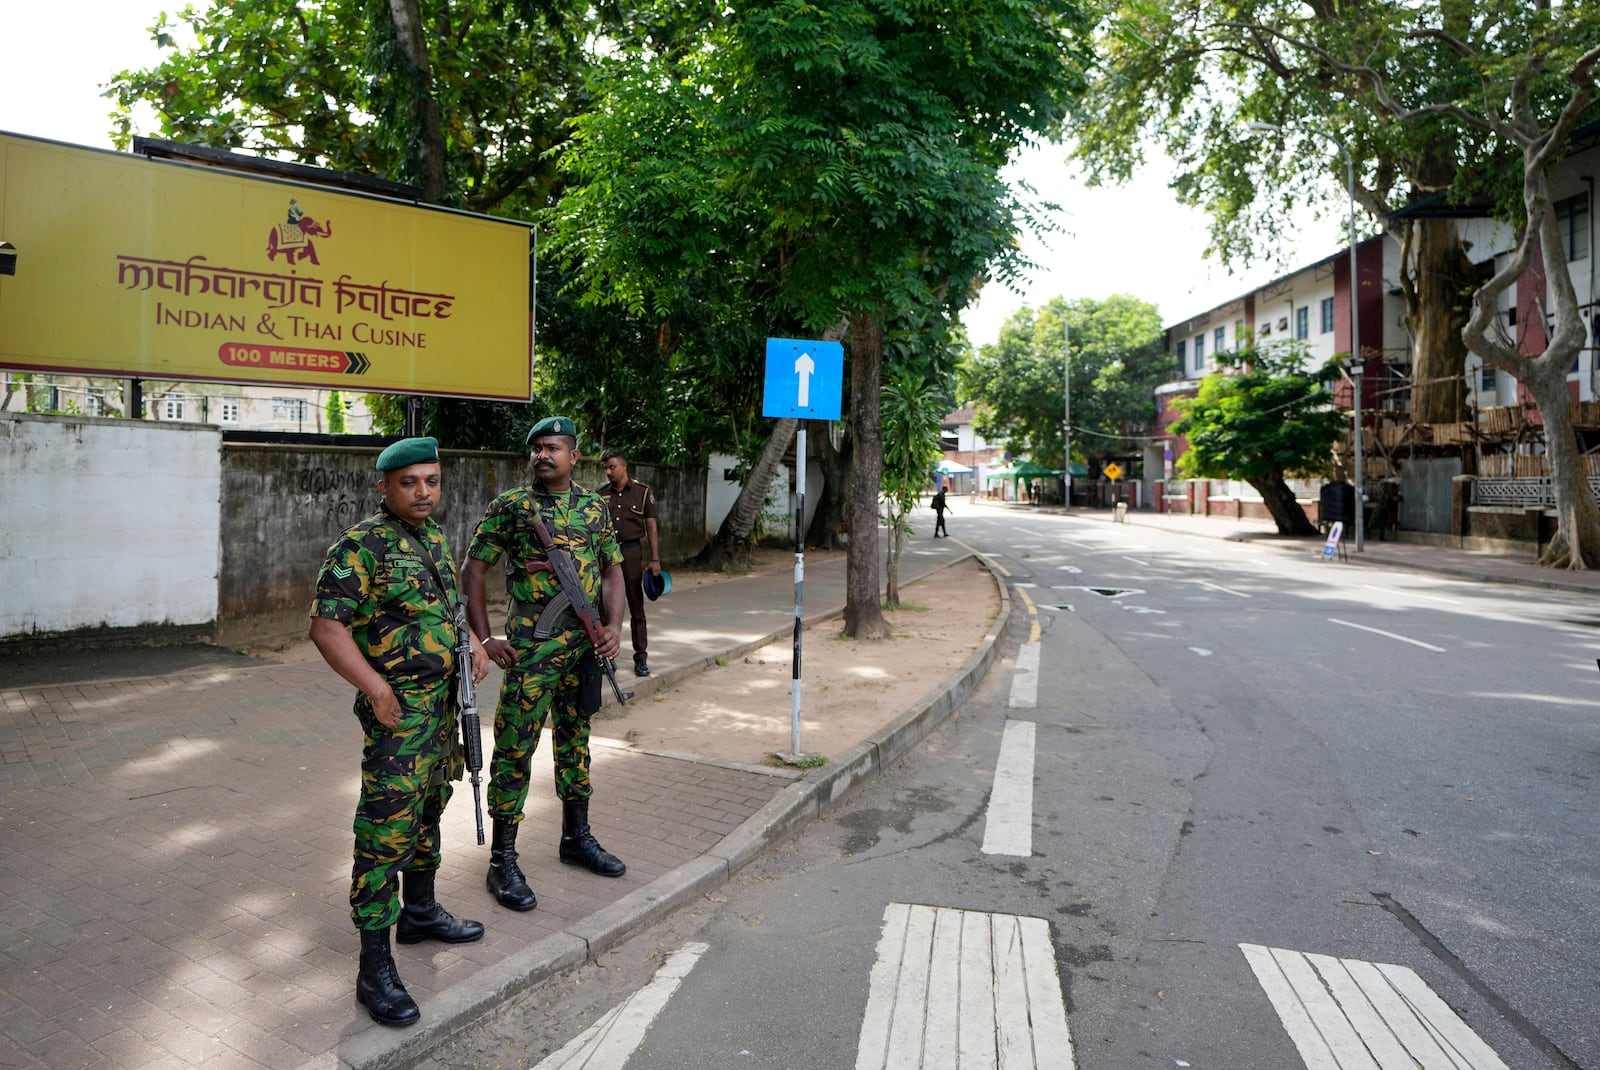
[463, 417, 629, 915]
[931, 487, 951, 537]
[309, 436, 491, 1028]
[598, 449, 662, 677]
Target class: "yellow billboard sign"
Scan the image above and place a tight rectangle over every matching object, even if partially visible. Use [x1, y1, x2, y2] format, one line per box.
[0, 132, 532, 400]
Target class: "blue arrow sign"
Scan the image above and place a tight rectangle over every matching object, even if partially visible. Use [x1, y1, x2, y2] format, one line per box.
[762, 337, 843, 420]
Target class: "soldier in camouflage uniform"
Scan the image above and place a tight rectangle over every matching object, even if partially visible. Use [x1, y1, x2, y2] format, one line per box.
[309, 436, 491, 1028]
[463, 416, 627, 912]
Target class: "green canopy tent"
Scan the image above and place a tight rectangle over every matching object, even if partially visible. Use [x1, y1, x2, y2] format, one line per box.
[985, 459, 1061, 501]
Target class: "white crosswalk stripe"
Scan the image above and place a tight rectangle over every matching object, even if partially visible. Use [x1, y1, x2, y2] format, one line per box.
[534, 942, 709, 1069]
[1240, 943, 1509, 1070]
[857, 903, 1074, 1069]
[981, 720, 1036, 856]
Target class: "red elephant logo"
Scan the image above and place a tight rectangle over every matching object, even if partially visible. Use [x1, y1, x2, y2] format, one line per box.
[267, 198, 333, 265]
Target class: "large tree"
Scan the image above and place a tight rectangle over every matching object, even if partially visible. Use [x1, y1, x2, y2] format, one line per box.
[958, 295, 1171, 469]
[551, 0, 1090, 637]
[109, 0, 584, 215]
[1069, 0, 1596, 426]
[1073, 0, 1600, 566]
[1169, 345, 1344, 535]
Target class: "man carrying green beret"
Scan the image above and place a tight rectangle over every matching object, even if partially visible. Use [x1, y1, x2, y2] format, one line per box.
[463, 416, 628, 912]
[309, 436, 491, 1028]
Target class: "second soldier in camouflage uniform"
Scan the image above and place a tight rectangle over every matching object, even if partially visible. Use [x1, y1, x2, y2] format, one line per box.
[464, 416, 627, 912]
[309, 437, 491, 1028]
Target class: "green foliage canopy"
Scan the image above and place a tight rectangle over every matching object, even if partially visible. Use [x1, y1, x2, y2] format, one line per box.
[107, 0, 585, 215]
[1169, 345, 1343, 485]
[958, 295, 1170, 468]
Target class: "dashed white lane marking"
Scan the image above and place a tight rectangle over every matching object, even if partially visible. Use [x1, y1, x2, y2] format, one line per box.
[1240, 944, 1509, 1070]
[1328, 618, 1447, 653]
[534, 942, 709, 1069]
[1361, 583, 1461, 605]
[981, 720, 1036, 856]
[1192, 579, 1252, 598]
[1008, 642, 1040, 708]
[1188, 647, 1213, 657]
[857, 904, 1074, 1069]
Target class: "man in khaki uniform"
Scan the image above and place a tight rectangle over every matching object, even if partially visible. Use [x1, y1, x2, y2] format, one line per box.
[598, 450, 661, 677]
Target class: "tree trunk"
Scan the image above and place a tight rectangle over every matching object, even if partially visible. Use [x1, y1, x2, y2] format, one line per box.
[1247, 475, 1318, 536]
[885, 510, 904, 609]
[697, 417, 798, 569]
[1462, 147, 1600, 568]
[386, 0, 449, 202]
[803, 423, 849, 549]
[1523, 365, 1600, 568]
[843, 312, 889, 638]
[1404, 217, 1474, 424]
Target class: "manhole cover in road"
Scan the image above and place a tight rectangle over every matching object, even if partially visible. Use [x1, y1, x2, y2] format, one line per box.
[1060, 586, 1145, 599]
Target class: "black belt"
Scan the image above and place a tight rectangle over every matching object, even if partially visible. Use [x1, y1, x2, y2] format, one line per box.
[619, 539, 641, 548]
[509, 597, 546, 620]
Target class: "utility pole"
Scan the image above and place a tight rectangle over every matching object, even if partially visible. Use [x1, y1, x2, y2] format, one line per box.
[1063, 318, 1071, 508]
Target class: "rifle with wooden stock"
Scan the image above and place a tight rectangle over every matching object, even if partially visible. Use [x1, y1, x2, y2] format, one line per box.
[525, 514, 630, 706]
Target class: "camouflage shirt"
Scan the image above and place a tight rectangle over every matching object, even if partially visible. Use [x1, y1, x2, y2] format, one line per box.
[311, 505, 461, 688]
[467, 482, 622, 614]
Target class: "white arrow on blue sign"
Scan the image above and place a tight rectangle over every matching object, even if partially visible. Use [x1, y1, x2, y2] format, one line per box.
[762, 337, 844, 420]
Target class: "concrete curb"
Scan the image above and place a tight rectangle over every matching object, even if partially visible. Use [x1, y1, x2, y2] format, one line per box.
[327, 551, 1012, 1070]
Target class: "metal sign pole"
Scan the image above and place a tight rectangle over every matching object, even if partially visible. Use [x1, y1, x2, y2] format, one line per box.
[761, 336, 841, 762]
[791, 425, 806, 756]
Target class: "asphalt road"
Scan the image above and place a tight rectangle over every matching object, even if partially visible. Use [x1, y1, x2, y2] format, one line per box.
[414, 505, 1600, 1070]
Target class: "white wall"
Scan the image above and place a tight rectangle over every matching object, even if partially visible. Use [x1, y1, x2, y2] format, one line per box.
[705, 451, 822, 541]
[1, 413, 221, 635]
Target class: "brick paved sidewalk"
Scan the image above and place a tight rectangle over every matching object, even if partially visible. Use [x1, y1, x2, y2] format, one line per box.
[0, 543, 978, 1070]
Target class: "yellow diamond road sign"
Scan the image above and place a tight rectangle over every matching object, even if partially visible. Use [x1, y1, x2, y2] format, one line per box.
[1103, 462, 1123, 480]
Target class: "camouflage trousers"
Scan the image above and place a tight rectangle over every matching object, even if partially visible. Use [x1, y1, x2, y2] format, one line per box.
[488, 628, 593, 822]
[349, 677, 461, 931]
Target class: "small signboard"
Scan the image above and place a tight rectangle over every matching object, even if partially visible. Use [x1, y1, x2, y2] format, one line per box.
[1103, 461, 1123, 481]
[761, 337, 843, 420]
[1322, 521, 1346, 560]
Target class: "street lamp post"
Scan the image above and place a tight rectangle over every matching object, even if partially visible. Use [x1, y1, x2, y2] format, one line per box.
[1063, 319, 1071, 509]
[1250, 121, 1363, 551]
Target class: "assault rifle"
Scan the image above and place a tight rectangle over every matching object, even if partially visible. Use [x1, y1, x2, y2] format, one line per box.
[455, 603, 486, 846]
[526, 514, 630, 706]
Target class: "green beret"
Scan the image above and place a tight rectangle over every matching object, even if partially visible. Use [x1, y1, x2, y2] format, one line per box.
[375, 436, 440, 472]
[526, 416, 577, 444]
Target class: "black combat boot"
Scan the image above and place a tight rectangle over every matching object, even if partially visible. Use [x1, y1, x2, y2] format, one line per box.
[396, 869, 485, 944]
[356, 927, 420, 1027]
[559, 799, 627, 877]
[486, 818, 537, 911]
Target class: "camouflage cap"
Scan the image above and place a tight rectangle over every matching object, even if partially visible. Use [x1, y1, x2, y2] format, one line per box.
[375, 436, 440, 472]
[526, 416, 577, 444]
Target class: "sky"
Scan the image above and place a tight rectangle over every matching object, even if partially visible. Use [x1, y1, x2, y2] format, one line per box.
[0, 2, 1345, 349]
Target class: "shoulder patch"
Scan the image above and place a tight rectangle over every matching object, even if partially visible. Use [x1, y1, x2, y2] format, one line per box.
[330, 562, 353, 579]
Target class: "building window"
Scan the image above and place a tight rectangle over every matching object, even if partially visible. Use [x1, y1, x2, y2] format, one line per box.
[1193, 334, 1206, 369]
[1235, 319, 1246, 346]
[1176, 339, 1187, 374]
[1480, 366, 1496, 392]
[1295, 306, 1310, 340]
[272, 397, 307, 422]
[1320, 297, 1335, 334]
[1555, 193, 1590, 262]
[162, 397, 185, 421]
[84, 390, 106, 416]
[220, 398, 241, 425]
[1214, 326, 1226, 354]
